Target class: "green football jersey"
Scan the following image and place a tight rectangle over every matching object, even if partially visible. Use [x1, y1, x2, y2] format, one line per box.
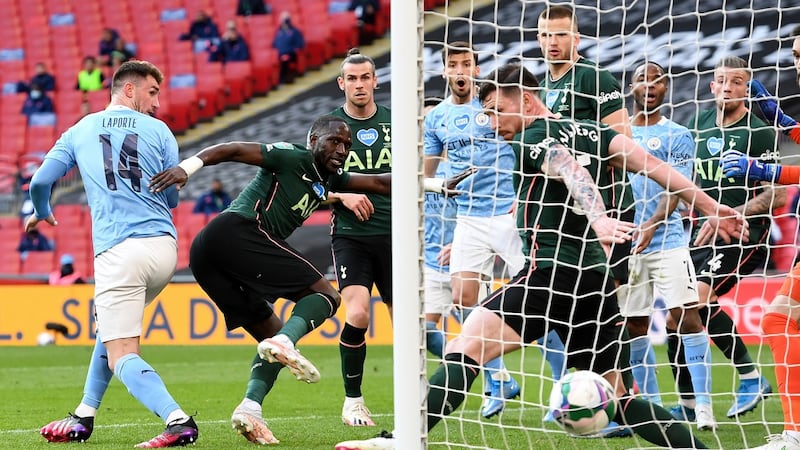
[227, 143, 348, 240]
[515, 117, 617, 272]
[541, 57, 633, 213]
[329, 105, 392, 236]
[687, 109, 779, 242]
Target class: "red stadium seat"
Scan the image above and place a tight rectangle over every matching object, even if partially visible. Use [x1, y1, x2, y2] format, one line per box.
[249, 47, 279, 95]
[329, 12, 359, 56]
[21, 251, 56, 276]
[158, 88, 199, 134]
[85, 90, 110, 114]
[194, 61, 226, 119]
[25, 125, 57, 154]
[0, 122, 26, 162]
[18, 2, 45, 18]
[222, 61, 254, 108]
[0, 254, 21, 275]
[0, 161, 17, 195]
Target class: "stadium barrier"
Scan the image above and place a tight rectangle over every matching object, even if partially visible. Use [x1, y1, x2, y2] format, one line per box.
[0, 277, 780, 346]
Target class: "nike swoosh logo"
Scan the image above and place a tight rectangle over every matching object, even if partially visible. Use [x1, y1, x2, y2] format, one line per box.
[301, 174, 312, 182]
[345, 373, 361, 379]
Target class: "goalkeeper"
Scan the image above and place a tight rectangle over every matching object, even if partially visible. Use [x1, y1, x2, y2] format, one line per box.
[719, 26, 800, 448]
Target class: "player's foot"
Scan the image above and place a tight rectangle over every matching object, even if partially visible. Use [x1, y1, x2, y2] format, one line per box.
[727, 376, 772, 418]
[134, 416, 198, 448]
[542, 409, 556, 423]
[669, 404, 696, 422]
[40, 412, 94, 443]
[342, 398, 376, 427]
[695, 404, 717, 431]
[481, 375, 521, 418]
[597, 421, 633, 438]
[258, 334, 320, 383]
[231, 405, 279, 445]
[748, 431, 800, 450]
[334, 430, 394, 449]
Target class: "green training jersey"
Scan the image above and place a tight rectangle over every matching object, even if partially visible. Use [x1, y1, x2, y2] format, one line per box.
[687, 109, 778, 242]
[541, 57, 633, 213]
[227, 143, 349, 240]
[329, 104, 392, 236]
[515, 117, 618, 273]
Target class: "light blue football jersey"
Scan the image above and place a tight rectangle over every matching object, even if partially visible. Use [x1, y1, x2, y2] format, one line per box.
[45, 105, 178, 255]
[423, 97, 515, 217]
[630, 117, 695, 253]
[424, 160, 457, 273]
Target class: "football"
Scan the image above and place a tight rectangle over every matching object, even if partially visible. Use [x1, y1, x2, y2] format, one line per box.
[548, 370, 618, 436]
[37, 331, 55, 346]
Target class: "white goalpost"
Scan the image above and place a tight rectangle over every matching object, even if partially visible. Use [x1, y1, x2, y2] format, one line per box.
[391, 0, 800, 449]
[391, 0, 426, 449]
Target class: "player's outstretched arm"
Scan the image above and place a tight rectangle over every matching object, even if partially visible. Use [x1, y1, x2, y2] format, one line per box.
[748, 79, 800, 144]
[609, 133, 748, 243]
[27, 158, 70, 230]
[543, 144, 634, 245]
[149, 142, 264, 193]
[423, 167, 476, 196]
[344, 173, 391, 195]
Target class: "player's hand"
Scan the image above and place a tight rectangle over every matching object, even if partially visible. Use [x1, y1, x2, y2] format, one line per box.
[338, 193, 374, 222]
[748, 79, 798, 130]
[693, 205, 749, 246]
[437, 243, 452, 266]
[632, 220, 657, 254]
[149, 167, 189, 192]
[443, 167, 477, 196]
[24, 214, 57, 232]
[721, 150, 779, 181]
[591, 216, 634, 246]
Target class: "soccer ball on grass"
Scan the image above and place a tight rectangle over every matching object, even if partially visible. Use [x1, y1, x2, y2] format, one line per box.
[548, 370, 618, 436]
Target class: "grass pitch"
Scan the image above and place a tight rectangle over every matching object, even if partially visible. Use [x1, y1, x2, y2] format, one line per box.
[0, 343, 785, 449]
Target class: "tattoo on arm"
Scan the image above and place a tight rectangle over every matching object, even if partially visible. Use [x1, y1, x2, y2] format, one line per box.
[738, 184, 786, 216]
[545, 146, 607, 223]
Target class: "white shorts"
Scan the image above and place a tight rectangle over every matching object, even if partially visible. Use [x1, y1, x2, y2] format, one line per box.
[93, 235, 177, 342]
[449, 214, 524, 277]
[424, 267, 452, 315]
[619, 247, 699, 317]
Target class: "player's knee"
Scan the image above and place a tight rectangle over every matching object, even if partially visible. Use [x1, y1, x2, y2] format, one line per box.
[672, 307, 704, 333]
[318, 291, 341, 318]
[624, 317, 649, 338]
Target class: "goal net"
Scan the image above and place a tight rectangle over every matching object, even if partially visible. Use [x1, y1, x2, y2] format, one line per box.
[391, 0, 800, 448]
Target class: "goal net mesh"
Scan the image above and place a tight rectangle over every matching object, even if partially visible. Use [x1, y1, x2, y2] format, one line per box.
[415, 1, 800, 448]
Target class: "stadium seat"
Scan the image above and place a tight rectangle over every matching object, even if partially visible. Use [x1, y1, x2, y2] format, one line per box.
[184, 0, 214, 21]
[329, 12, 359, 56]
[222, 61, 254, 108]
[0, 93, 25, 116]
[25, 125, 56, 154]
[296, 13, 333, 69]
[0, 254, 21, 275]
[172, 201, 195, 225]
[249, 47, 279, 95]
[0, 122, 26, 163]
[18, 1, 45, 18]
[85, 90, 110, 114]
[20, 251, 56, 276]
[0, 160, 17, 195]
[158, 88, 199, 134]
[137, 40, 168, 62]
[194, 62, 226, 119]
